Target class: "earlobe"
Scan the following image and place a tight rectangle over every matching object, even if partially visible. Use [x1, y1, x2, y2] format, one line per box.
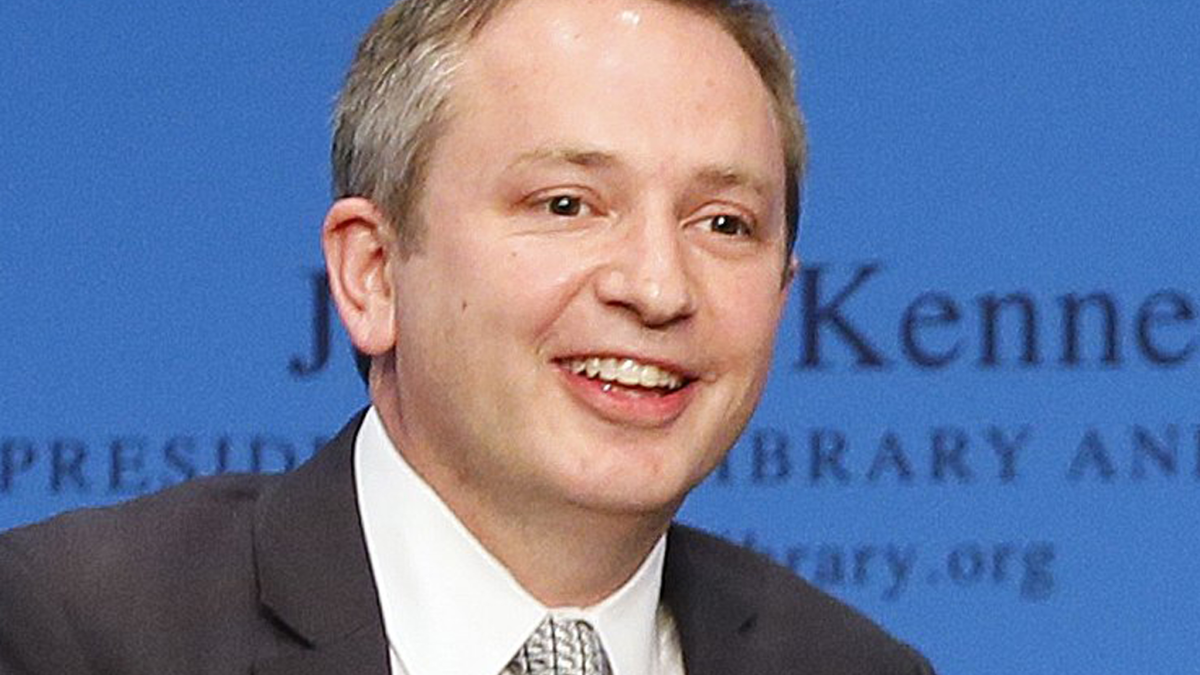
[322, 198, 397, 357]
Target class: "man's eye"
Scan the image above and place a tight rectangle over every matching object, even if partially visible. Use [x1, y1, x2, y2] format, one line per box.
[547, 195, 583, 217]
[708, 214, 751, 236]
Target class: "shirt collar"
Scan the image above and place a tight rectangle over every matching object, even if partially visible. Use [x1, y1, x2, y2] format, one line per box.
[354, 407, 666, 675]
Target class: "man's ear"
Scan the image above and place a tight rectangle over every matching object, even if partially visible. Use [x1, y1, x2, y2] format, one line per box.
[322, 197, 397, 358]
[782, 253, 800, 289]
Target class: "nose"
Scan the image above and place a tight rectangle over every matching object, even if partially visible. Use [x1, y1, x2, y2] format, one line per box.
[594, 210, 697, 328]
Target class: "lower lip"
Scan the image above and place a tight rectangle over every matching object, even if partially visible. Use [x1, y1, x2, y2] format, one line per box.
[557, 366, 694, 427]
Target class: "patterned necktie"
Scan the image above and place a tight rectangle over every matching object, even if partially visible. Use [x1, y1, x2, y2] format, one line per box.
[506, 616, 612, 675]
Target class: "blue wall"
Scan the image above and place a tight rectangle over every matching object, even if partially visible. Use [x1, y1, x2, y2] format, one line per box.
[2, 2, 1197, 672]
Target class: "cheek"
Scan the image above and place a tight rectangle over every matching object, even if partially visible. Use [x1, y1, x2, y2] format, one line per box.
[472, 238, 597, 335]
[704, 267, 787, 364]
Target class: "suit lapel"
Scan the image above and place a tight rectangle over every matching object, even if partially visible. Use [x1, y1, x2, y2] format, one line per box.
[662, 525, 760, 675]
[252, 410, 390, 675]
[253, 628, 388, 675]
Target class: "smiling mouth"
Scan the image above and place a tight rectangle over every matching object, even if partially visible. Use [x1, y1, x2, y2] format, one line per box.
[562, 356, 689, 393]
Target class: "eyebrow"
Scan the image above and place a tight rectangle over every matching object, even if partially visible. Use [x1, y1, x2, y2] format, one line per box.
[507, 146, 620, 171]
[691, 165, 774, 200]
[507, 147, 775, 199]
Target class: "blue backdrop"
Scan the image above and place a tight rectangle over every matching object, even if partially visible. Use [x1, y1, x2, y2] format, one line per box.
[3, 2, 1198, 672]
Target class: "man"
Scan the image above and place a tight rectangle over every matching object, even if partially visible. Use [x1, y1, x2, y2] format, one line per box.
[0, 0, 935, 673]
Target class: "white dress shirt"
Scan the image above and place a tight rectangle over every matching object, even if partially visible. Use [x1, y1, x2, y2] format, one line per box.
[354, 407, 685, 675]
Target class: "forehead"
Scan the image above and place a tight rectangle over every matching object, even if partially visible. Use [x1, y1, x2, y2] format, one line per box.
[441, 0, 785, 189]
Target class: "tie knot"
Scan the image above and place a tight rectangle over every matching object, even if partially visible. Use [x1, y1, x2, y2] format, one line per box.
[507, 616, 612, 675]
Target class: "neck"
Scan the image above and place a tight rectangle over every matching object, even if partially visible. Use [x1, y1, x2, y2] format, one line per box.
[416, 448, 675, 607]
[459, 495, 673, 607]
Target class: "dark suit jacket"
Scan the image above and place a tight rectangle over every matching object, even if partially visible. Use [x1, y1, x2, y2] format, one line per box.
[0, 413, 934, 675]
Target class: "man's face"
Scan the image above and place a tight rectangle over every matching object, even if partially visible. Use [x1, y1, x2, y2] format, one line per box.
[384, 0, 792, 518]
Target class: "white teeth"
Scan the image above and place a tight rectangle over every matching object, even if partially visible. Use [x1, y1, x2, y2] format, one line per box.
[616, 359, 641, 386]
[599, 358, 618, 381]
[565, 356, 685, 390]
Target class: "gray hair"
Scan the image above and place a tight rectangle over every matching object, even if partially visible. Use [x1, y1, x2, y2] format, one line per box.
[331, 0, 806, 255]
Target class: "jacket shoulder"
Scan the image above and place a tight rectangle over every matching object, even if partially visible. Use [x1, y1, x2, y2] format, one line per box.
[0, 474, 278, 672]
[1, 473, 271, 580]
[668, 524, 935, 674]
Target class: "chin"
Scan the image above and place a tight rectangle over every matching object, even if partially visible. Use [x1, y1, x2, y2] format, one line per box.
[565, 487, 685, 519]
[552, 450, 712, 517]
